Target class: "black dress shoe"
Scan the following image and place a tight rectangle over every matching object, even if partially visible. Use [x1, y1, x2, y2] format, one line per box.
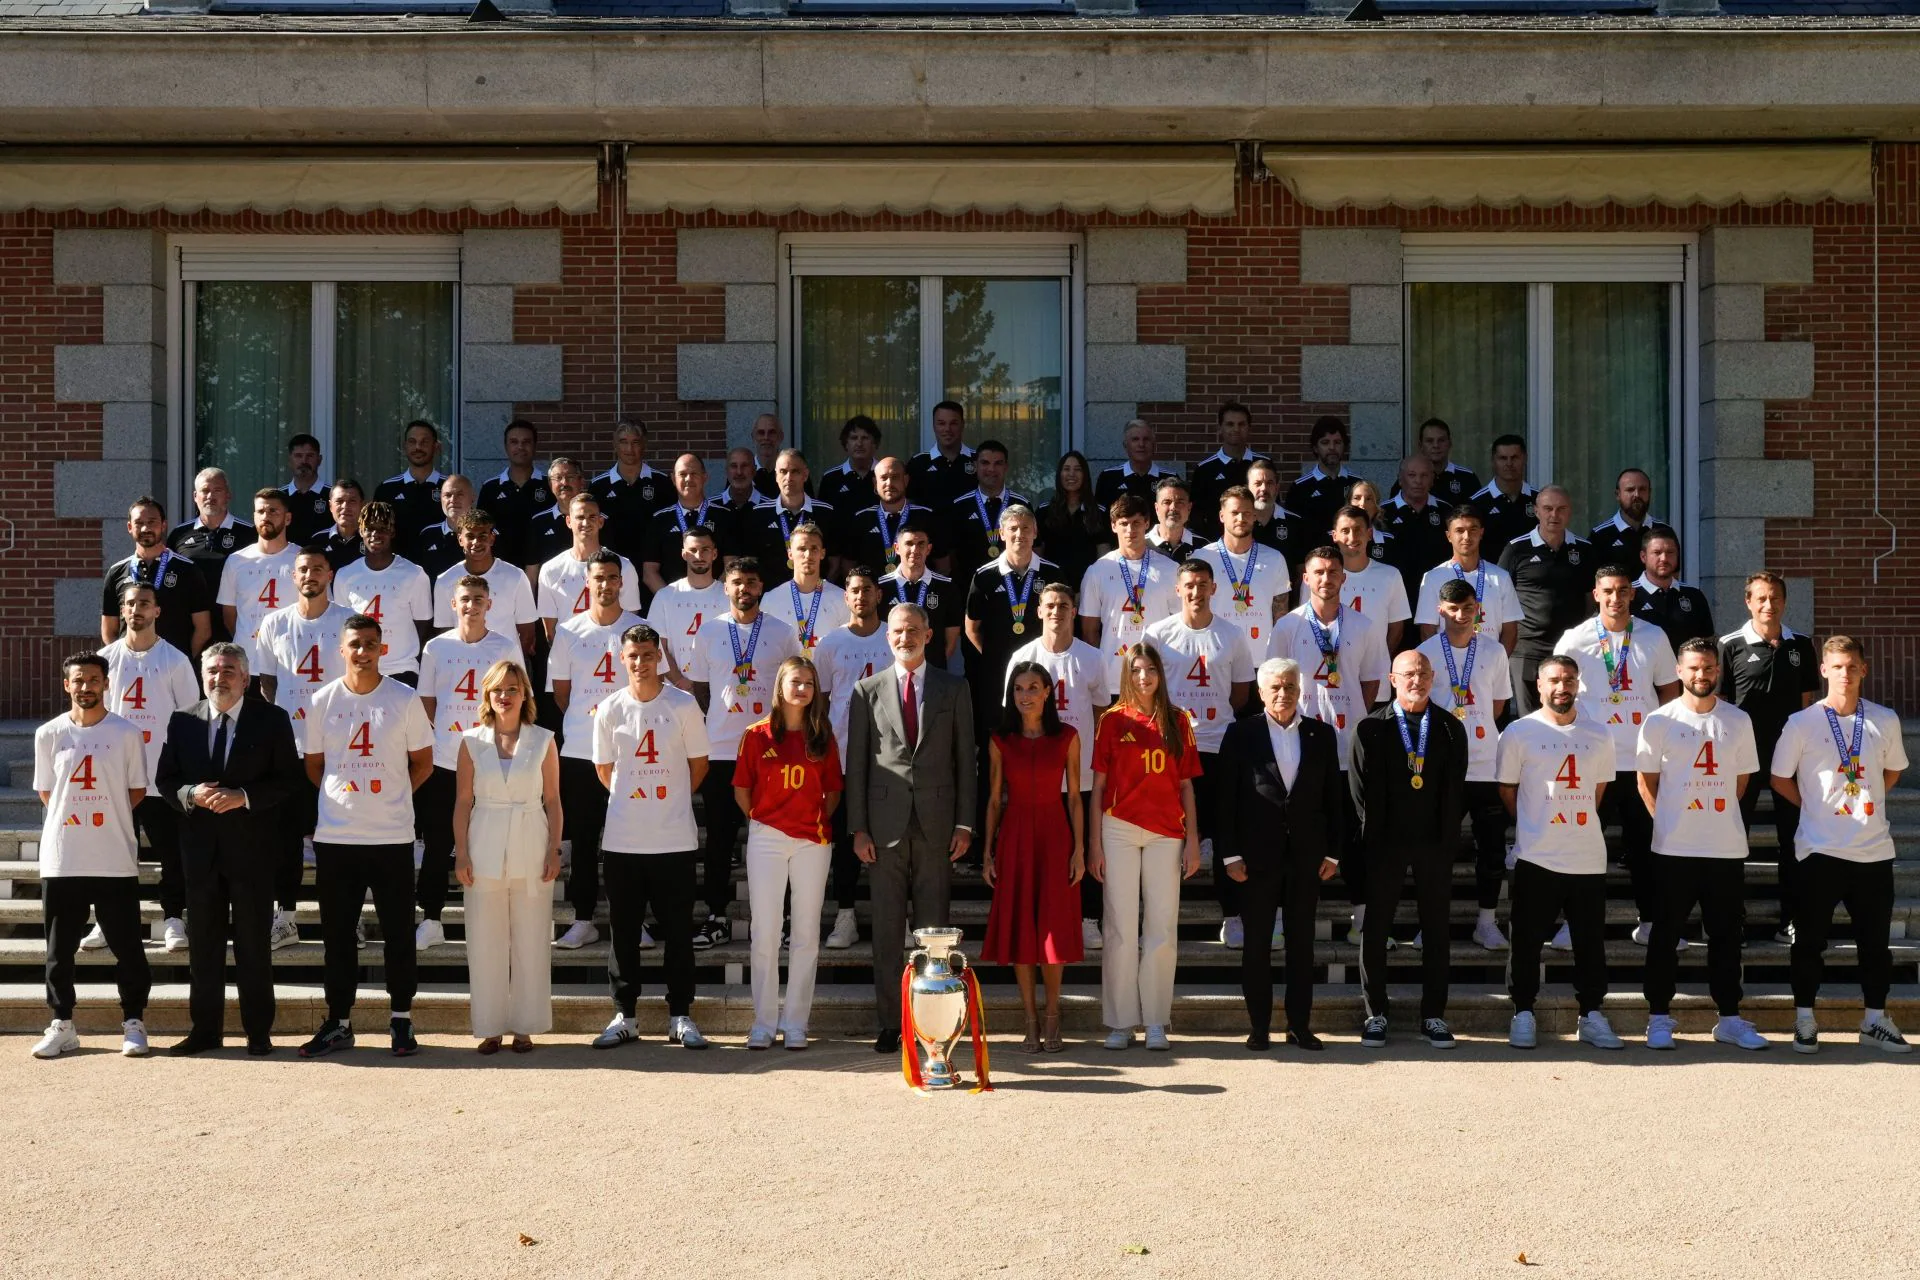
[1287, 1029, 1324, 1052]
[168, 1035, 222, 1057]
[874, 1029, 901, 1054]
[1245, 1031, 1271, 1051]
[246, 1038, 275, 1056]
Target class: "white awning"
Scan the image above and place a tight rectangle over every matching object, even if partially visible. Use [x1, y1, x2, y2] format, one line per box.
[0, 155, 601, 215]
[625, 148, 1237, 218]
[1263, 145, 1874, 211]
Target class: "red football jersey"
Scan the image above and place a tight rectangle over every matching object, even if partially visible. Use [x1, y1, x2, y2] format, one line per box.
[1091, 705, 1202, 840]
[731, 718, 844, 844]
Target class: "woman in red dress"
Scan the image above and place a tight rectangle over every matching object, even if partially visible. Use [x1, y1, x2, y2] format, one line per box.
[982, 660, 1085, 1053]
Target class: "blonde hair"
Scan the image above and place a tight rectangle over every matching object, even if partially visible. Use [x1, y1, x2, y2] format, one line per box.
[476, 660, 535, 730]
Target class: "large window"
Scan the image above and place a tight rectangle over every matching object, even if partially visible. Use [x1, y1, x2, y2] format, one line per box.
[782, 235, 1079, 499]
[178, 237, 459, 503]
[1403, 237, 1691, 538]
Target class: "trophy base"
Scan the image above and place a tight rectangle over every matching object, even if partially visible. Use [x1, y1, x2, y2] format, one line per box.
[920, 1053, 961, 1090]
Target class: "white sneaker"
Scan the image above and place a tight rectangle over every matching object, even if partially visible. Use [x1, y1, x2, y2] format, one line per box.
[1631, 920, 1688, 952]
[162, 917, 189, 952]
[1473, 918, 1510, 951]
[825, 909, 859, 950]
[639, 925, 657, 950]
[553, 920, 599, 950]
[32, 1019, 79, 1059]
[1104, 1029, 1133, 1050]
[1578, 1011, 1625, 1050]
[1509, 1011, 1537, 1050]
[591, 1013, 637, 1049]
[746, 1027, 775, 1050]
[268, 909, 299, 950]
[668, 1015, 708, 1050]
[1861, 1015, 1914, 1054]
[1774, 924, 1796, 945]
[1714, 1016, 1769, 1051]
[414, 919, 446, 951]
[1548, 922, 1573, 951]
[783, 1030, 809, 1052]
[1646, 1013, 1678, 1051]
[1081, 918, 1103, 952]
[1793, 1012, 1819, 1055]
[120, 1018, 150, 1058]
[79, 923, 109, 952]
[1143, 1025, 1170, 1051]
[1219, 916, 1244, 949]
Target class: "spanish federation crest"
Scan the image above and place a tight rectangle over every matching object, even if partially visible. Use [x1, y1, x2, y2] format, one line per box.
[1273, 522, 1287, 538]
[1567, 549, 1581, 565]
[220, 532, 235, 549]
[534, 485, 550, 505]
[1428, 510, 1442, 526]
[1369, 544, 1385, 561]
[1788, 648, 1802, 666]
[162, 572, 178, 588]
[926, 592, 942, 610]
[962, 459, 975, 475]
[1678, 596, 1692, 612]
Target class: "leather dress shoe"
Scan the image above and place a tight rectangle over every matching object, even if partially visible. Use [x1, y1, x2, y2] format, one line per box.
[874, 1029, 901, 1054]
[1286, 1029, 1324, 1052]
[1245, 1031, 1271, 1051]
[246, 1038, 275, 1056]
[168, 1034, 222, 1057]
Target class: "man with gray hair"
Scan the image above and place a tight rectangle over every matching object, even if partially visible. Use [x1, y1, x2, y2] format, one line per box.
[1215, 656, 1345, 1051]
[1497, 484, 1595, 718]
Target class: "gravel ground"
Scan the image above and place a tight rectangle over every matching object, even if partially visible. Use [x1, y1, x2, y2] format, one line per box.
[2, 1029, 1916, 1280]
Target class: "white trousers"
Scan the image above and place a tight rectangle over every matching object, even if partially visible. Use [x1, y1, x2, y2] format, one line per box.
[465, 875, 553, 1038]
[745, 821, 832, 1037]
[1100, 814, 1183, 1030]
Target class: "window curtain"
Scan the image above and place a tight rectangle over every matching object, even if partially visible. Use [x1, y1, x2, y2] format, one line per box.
[193, 281, 311, 500]
[798, 276, 920, 462]
[1552, 282, 1671, 531]
[943, 277, 1063, 500]
[1406, 282, 1528, 476]
[334, 282, 455, 490]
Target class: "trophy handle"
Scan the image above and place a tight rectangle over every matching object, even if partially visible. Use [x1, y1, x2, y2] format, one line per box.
[948, 950, 970, 977]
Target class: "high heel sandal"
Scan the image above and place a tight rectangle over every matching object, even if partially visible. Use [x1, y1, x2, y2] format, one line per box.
[510, 1035, 533, 1054]
[1042, 1013, 1064, 1053]
[1021, 1017, 1041, 1053]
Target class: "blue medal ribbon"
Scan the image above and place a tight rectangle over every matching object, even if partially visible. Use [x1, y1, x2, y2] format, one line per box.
[1117, 555, 1148, 620]
[673, 500, 711, 536]
[876, 506, 902, 570]
[728, 615, 764, 692]
[1222, 543, 1258, 611]
[1307, 606, 1342, 687]
[1452, 560, 1488, 628]
[1441, 634, 1476, 714]
[898, 574, 931, 607]
[1393, 701, 1430, 786]
[973, 490, 1004, 554]
[788, 583, 823, 652]
[1003, 564, 1036, 634]
[1825, 704, 1867, 796]
[1597, 617, 1632, 699]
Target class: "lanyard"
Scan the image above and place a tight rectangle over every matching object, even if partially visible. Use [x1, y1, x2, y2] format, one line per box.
[1451, 560, 1487, 627]
[727, 616, 764, 691]
[137, 551, 177, 585]
[876, 506, 902, 566]
[788, 583, 823, 652]
[973, 491, 1003, 550]
[673, 500, 710, 536]
[1222, 543, 1258, 611]
[1597, 618, 1633, 700]
[1307, 606, 1342, 687]
[1825, 704, 1867, 797]
[1004, 564, 1037, 635]
[1440, 635, 1476, 716]
[1117, 556, 1148, 619]
[898, 574, 930, 607]
[1393, 702, 1430, 789]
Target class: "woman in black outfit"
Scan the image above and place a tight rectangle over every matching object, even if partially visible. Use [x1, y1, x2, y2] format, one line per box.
[1036, 450, 1111, 590]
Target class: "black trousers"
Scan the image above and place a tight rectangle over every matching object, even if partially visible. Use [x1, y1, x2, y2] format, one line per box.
[1739, 760, 1801, 930]
[1363, 841, 1453, 1021]
[698, 763, 743, 915]
[559, 755, 607, 921]
[1644, 855, 1745, 1016]
[388, 670, 419, 689]
[1191, 752, 1236, 919]
[1464, 780, 1510, 910]
[186, 855, 276, 1039]
[132, 795, 186, 920]
[606, 850, 696, 1018]
[1334, 776, 1366, 911]
[1791, 853, 1895, 1009]
[830, 800, 861, 912]
[275, 775, 317, 913]
[414, 765, 458, 919]
[1507, 859, 1608, 1016]
[1600, 769, 1655, 920]
[1238, 853, 1322, 1035]
[43, 876, 149, 1020]
[314, 841, 417, 1021]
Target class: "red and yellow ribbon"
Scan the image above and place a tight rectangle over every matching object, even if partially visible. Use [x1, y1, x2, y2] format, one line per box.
[898, 962, 994, 1094]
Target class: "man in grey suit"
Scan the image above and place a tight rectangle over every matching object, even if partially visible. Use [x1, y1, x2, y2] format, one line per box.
[846, 602, 978, 1053]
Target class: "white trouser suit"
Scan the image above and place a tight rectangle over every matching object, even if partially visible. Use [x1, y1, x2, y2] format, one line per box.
[462, 726, 555, 1039]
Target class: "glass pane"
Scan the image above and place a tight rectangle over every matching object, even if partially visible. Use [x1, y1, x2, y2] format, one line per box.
[193, 281, 311, 499]
[335, 281, 455, 489]
[943, 277, 1063, 500]
[798, 276, 920, 462]
[1406, 282, 1528, 475]
[1552, 282, 1672, 530]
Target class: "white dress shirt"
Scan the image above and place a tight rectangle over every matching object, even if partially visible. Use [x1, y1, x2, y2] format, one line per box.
[888, 660, 969, 833]
[1223, 711, 1302, 868]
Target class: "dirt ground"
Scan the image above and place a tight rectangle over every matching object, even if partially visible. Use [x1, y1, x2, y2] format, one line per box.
[2, 1028, 1916, 1280]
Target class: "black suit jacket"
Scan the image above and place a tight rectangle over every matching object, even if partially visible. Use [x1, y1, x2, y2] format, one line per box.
[1215, 712, 1346, 875]
[1348, 702, 1469, 856]
[156, 695, 303, 870]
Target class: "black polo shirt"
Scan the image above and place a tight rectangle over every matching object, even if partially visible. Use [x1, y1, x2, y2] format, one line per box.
[839, 502, 937, 578]
[1187, 449, 1268, 541]
[1376, 495, 1453, 600]
[1496, 530, 1597, 662]
[1392, 462, 1482, 507]
[477, 468, 552, 567]
[313, 528, 365, 572]
[166, 517, 255, 614]
[1283, 465, 1359, 544]
[1588, 513, 1674, 570]
[643, 500, 725, 586]
[1469, 482, 1538, 558]
[588, 465, 669, 564]
[1249, 506, 1313, 581]
[1033, 501, 1109, 594]
[101, 551, 211, 657]
[733, 498, 836, 589]
[906, 447, 976, 511]
[879, 569, 962, 663]
[1717, 622, 1821, 747]
[963, 554, 1057, 717]
[1632, 574, 1716, 650]
[1147, 529, 1200, 565]
[521, 506, 572, 573]
[412, 520, 466, 582]
[816, 462, 876, 517]
[372, 469, 446, 556]
[282, 483, 333, 546]
[1093, 464, 1175, 513]
[945, 489, 1029, 585]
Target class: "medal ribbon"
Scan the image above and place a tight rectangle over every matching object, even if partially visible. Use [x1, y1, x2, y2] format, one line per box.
[1117, 555, 1148, 619]
[728, 615, 764, 690]
[1825, 704, 1866, 789]
[1003, 564, 1036, 633]
[1441, 633, 1477, 709]
[1307, 606, 1342, 684]
[1223, 543, 1258, 609]
[1597, 618, 1633, 696]
[1394, 701, 1429, 780]
[139, 550, 177, 585]
[899, 574, 931, 607]
[1452, 559, 1488, 626]
[788, 583, 823, 651]
[973, 490, 1003, 550]
[673, 500, 711, 536]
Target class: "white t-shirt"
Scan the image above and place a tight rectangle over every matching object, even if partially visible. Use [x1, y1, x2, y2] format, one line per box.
[418, 629, 527, 771]
[1636, 700, 1760, 858]
[1079, 551, 1180, 686]
[1340, 559, 1412, 629]
[332, 556, 434, 675]
[432, 560, 539, 631]
[304, 676, 434, 846]
[1143, 614, 1255, 755]
[547, 610, 642, 761]
[645, 578, 727, 675]
[1495, 711, 1617, 875]
[1414, 560, 1524, 632]
[33, 711, 146, 878]
[536, 548, 643, 622]
[255, 602, 356, 729]
[764, 580, 853, 660]
[214, 542, 298, 666]
[100, 638, 200, 788]
[1193, 540, 1292, 651]
[1007, 635, 1111, 792]
[1552, 618, 1679, 761]
[815, 623, 896, 769]
[683, 612, 802, 761]
[592, 684, 710, 855]
[1771, 699, 1911, 863]
[1265, 604, 1390, 770]
[1415, 631, 1513, 782]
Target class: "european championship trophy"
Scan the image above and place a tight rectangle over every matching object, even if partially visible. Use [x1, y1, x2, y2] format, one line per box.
[899, 927, 992, 1092]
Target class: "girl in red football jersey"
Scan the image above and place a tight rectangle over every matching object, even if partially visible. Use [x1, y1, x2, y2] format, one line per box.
[1089, 642, 1201, 1052]
[733, 656, 843, 1051]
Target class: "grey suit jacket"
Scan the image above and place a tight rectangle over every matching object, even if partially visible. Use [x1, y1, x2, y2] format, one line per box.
[845, 662, 977, 848]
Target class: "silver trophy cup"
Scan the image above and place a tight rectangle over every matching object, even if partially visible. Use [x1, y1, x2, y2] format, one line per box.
[907, 927, 972, 1089]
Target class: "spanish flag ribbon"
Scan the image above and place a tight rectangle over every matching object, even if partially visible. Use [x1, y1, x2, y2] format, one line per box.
[898, 963, 994, 1093]
[962, 967, 993, 1094]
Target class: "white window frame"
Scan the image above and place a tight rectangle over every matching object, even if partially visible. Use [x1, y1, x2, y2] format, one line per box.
[775, 232, 1084, 460]
[165, 233, 463, 515]
[1401, 232, 1700, 557]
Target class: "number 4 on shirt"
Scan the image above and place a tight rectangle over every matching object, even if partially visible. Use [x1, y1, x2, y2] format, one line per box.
[121, 677, 146, 710]
[1186, 656, 1210, 687]
[258, 579, 281, 610]
[633, 730, 660, 764]
[348, 722, 376, 757]
[296, 646, 325, 684]
[1554, 754, 1581, 789]
[454, 668, 479, 702]
[68, 754, 97, 790]
[593, 651, 618, 685]
[1694, 741, 1719, 776]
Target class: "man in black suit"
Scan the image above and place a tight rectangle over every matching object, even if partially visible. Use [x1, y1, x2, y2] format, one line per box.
[1216, 657, 1345, 1052]
[156, 641, 304, 1056]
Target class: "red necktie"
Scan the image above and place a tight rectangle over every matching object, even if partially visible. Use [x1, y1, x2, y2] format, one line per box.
[902, 670, 919, 750]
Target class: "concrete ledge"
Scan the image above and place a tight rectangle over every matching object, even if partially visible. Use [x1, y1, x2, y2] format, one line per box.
[1347, 285, 1401, 345]
[53, 460, 162, 520]
[1701, 457, 1815, 520]
[679, 342, 776, 402]
[1299, 343, 1401, 404]
[1299, 228, 1401, 286]
[461, 344, 563, 403]
[1700, 398, 1767, 461]
[677, 228, 778, 285]
[1701, 284, 1764, 346]
[1085, 343, 1185, 404]
[1705, 340, 1815, 402]
[460, 285, 516, 345]
[53, 343, 158, 404]
[51, 229, 159, 287]
[1702, 227, 1814, 286]
[54, 578, 106, 636]
[459, 229, 562, 286]
[1085, 228, 1186, 285]
[724, 283, 777, 344]
[1085, 284, 1137, 344]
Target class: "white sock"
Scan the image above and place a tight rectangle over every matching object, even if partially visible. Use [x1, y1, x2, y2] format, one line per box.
[392, 1011, 410, 1021]
[1477, 908, 1496, 927]
[1865, 1008, 1885, 1028]
[1352, 907, 1366, 930]
[1795, 1006, 1814, 1022]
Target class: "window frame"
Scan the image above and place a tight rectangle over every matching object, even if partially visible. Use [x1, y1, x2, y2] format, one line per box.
[775, 231, 1084, 463]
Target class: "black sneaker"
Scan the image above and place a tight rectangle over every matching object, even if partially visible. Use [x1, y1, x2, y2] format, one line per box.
[692, 916, 731, 950]
[299, 1019, 353, 1058]
[1793, 1015, 1819, 1055]
[1423, 1018, 1457, 1050]
[390, 1017, 419, 1057]
[1361, 1015, 1388, 1049]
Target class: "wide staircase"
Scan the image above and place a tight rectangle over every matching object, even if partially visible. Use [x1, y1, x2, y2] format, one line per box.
[3, 717, 1918, 1041]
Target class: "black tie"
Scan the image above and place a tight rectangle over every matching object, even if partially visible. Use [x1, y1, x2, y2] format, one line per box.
[211, 713, 229, 775]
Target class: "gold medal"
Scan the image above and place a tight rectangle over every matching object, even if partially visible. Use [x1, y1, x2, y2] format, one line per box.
[1608, 692, 1624, 704]
[1453, 705, 1468, 721]
[1409, 775, 1424, 790]
[1012, 622, 1025, 636]
[1845, 780, 1862, 798]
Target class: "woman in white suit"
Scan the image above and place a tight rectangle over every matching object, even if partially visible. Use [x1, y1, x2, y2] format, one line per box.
[454, 659, 561, 1054]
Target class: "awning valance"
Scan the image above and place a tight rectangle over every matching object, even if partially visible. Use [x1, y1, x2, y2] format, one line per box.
[1263, 145, 1873, 211]
[0, 154, 601, 215]
[625, 148, 1237, 218]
